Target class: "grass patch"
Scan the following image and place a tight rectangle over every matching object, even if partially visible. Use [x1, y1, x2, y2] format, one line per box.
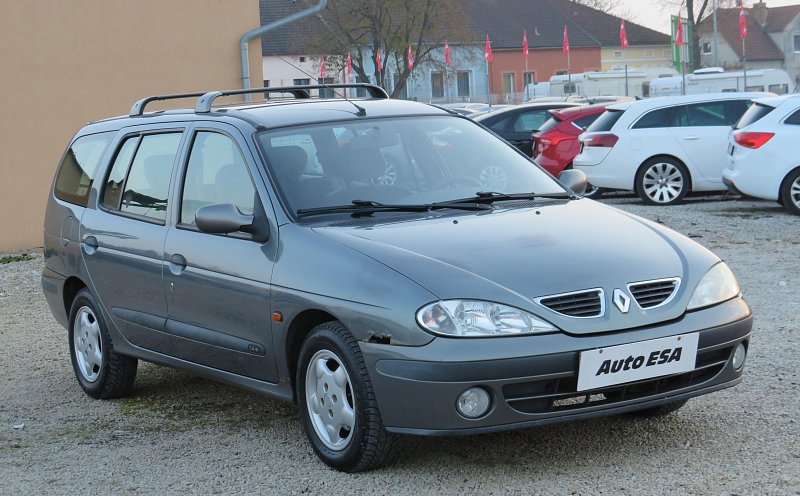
[0, 253, 35, 264]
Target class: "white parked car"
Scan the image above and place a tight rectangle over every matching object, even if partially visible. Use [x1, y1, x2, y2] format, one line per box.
[573, 93, 768, 205]
[723, 94, 800, 215]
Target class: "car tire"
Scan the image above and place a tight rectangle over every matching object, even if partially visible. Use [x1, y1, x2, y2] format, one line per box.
[297, 321, 396, 472]
[635, 157, 690, 206]
[630, 399, 688, 417]
[68, 288, 137, 399]
[582, 184, 604, 199]
[779, 167, 800, 216]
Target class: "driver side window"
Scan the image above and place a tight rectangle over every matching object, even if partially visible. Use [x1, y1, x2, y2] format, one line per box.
[180, 132, 256, 226]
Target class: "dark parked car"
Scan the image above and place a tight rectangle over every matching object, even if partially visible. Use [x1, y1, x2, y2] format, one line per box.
[43, 84, 752, 473]
[473, 102, 580, 155]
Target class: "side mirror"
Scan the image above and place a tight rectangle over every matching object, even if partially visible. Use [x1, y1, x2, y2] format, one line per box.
[558, 169, 588, 196]
[195, 203, 255, 235]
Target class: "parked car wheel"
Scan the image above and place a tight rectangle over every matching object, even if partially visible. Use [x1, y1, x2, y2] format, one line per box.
[297, 321, 396, 472]
[779, 168, 800, 215]
[582, 184, 604, 199]
[630, 399, 689, 417]
[636, 157, 689, 206]
[68, 288, 137, 399]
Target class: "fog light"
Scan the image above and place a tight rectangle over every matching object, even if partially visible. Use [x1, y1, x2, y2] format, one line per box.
[457, 387, 491, 419]
[732, 342, 747, 370]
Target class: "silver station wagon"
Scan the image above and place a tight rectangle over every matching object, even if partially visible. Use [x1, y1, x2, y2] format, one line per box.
[42, 84, 752, 472]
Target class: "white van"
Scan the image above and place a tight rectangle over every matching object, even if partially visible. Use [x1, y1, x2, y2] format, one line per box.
[649, 68, 792, 97]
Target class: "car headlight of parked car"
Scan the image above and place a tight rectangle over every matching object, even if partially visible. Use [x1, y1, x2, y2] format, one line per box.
[687, 262, 741, 311]
[417, 300, 558, 337]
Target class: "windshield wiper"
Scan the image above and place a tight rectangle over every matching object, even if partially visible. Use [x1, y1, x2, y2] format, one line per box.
[435, 191, 575, 206]
[296, 199, 491, 218]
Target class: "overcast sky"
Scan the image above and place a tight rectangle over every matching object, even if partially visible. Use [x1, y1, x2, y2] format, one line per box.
[625, 0, 800, 34]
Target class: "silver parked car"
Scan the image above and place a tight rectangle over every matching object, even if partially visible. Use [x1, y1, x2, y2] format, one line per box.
[42, 84, 752, 472]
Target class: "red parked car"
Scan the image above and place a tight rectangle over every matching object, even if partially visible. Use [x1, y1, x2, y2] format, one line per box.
[532, 103, 617, 198]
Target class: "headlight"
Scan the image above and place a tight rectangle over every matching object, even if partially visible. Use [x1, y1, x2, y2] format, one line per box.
[416, 300, 558, 337]
[687, 262, 741, 310]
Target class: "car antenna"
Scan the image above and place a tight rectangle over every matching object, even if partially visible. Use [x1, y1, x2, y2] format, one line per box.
[271, 53, 367, 116]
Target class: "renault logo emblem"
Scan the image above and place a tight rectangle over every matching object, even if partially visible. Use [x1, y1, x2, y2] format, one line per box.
[612, 288, 631, 313]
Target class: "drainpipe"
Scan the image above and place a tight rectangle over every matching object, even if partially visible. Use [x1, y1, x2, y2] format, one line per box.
[240, 0, 328, 102]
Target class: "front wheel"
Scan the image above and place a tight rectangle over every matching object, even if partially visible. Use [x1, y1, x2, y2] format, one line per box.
[635, 158, 689, 205]
[779, 168, 800, 215]
[297, 321, 396, 472]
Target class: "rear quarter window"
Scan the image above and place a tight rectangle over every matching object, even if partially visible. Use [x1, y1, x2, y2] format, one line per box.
[586, 109, 623, 132]
[53, 132, 114, 207]
[784, 109, 800, 125]
[735, 103, 775, 129]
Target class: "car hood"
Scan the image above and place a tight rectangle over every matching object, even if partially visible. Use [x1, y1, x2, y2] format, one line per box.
[313, 199, 720, 334]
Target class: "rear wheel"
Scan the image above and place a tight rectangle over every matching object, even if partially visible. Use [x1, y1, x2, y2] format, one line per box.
[297, 321, 395, 472]
[779, 168, 800, 215]
[635, 157, 689, 206]
[68, 289, 137, 399]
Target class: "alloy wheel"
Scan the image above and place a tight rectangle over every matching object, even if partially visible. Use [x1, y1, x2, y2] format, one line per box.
[642, 162, 684, 204]
[305, 349, 356, 451]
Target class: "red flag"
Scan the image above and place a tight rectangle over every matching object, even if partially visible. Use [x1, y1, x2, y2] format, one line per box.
[740, 5, 748, 39]
[319, 55, 326, 78]
[408, 44, 414, 70]
[346, 51, 352, 74]
[484, 34, 493, 62]
[620, 19, 628, 49]
[522, 30, 529, 60]
[675, 15, 684, 46]
[444, 40, 451, 66]
[563, 25, 570, 55]
[376, 47, 382, 72]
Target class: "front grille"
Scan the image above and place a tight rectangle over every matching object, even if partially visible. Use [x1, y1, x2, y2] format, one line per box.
[629, 278, 680, 309]
[503, 345, 732, 415]
[537, 289, 604, 318]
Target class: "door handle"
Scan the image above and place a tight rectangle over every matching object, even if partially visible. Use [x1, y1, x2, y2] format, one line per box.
[682, 136, 699, 140]
[81, 236, 98, 255]
[168, 254, 187, 275]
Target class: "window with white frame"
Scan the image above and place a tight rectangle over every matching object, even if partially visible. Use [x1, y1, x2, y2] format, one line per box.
[794, 34, 800, 52]
[701, 42, 712, 55]
[613, 51, 623, 59]
[456, 71, 470, 97]
[431, 72, 445, 99]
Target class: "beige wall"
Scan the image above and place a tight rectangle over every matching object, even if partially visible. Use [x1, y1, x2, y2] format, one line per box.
[601, 46, 674, 71]
[0, 0, 262, 250]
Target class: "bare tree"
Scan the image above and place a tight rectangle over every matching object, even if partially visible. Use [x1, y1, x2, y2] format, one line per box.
[307, 0, 470, 98]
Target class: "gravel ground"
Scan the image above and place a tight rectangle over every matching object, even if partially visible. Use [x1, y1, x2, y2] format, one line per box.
[1, 195, 798, 495]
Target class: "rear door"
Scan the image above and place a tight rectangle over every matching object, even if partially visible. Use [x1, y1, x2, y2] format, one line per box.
[81, 125, 187, 343]
[669, 99, 750, 186]
[162, 123, 278, 382]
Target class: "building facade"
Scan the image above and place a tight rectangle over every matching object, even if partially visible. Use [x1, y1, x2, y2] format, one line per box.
[1, 0, 262, 250]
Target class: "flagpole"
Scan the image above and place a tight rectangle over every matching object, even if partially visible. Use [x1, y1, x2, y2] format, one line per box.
[525, 58, 529, 102]
[567, 50, 571, 96]
[486, 59, 490, 106]
[743, 38, 747, 90]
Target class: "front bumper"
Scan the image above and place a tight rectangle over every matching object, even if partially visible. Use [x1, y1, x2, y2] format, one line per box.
[362, 297, 752, 435]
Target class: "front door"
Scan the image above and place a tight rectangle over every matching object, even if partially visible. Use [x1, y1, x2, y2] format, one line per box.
[163, 125, 278, 382]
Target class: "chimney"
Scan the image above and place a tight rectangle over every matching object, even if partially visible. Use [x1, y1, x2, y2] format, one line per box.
[753, 1, 768, 27]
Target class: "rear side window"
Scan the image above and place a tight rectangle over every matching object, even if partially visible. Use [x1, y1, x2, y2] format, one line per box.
[632, 107, 674, 129]
[100, 132, 183, 222]
[512, 110, 549, 132]
[536, 116, 561, 134]
[677, 100, 749, 127]
[53, 132, 114, 207]
[573, 113, 602, 130]
[735, 103, 775, 129]
[586, 109, 623, 132]
[784, 109, 800, 125]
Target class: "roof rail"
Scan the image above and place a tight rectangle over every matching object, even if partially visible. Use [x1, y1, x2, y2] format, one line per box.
[129, 92, 209, 117]
[194, 84, 389, 113]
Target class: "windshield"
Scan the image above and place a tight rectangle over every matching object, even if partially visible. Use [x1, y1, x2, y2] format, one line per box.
[256, 116, 565, 216]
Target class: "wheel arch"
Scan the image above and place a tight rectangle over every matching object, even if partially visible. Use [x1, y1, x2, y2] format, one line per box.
[635, 154, 693, 193]
[285, 309, 339, 401]
[63, 276, 88, 318]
